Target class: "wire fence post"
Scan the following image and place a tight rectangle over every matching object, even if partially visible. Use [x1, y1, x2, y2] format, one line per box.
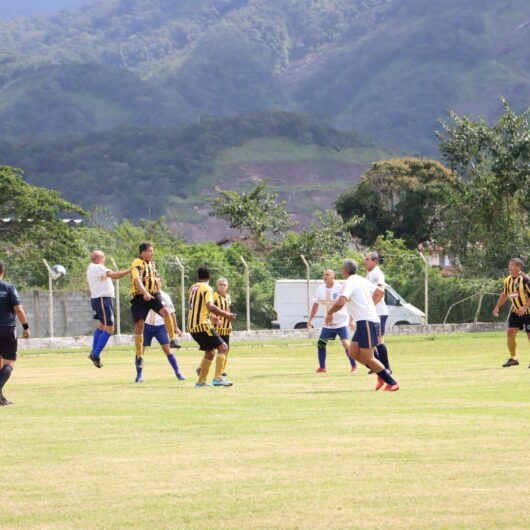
[300, 255, 311, 321]
[239, 256, 250, 331]
[42, 259, 54, 338]
[175, 257, 186, 333]
[474, 283, 485, 323]
[418, 251, 429, 324]
[109, 257, 121, 335]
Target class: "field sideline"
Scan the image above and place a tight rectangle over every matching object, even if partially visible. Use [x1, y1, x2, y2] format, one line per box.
[1, 332, 529, 529]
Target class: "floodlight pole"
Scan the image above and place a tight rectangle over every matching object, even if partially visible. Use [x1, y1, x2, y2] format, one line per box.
[239, 256, 250, 331]
[175, 257, 186, 332]
[300, 255, 311, 321]
[110, 257, 121, 335]
[418, 251, 429, 324]
[42, 259, 54, 338]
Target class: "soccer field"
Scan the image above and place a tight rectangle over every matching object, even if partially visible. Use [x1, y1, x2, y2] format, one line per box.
[1, 333, 529, 529]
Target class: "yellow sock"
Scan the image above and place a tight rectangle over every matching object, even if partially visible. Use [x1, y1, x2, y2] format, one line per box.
[507, 337, 517, 359]
[197, 357, 213, 384]
[215, 354, 226, 380]
[134, 334, 144, 357]
[223, 353, 229, 373]
[163, 316, 175, 340]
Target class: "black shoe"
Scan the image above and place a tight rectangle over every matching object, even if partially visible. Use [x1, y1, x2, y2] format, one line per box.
[88, 353, 103, 368]
[502, 358, 519, 367]
[221, 372, 227, 377]
[169, 339, 181, 349]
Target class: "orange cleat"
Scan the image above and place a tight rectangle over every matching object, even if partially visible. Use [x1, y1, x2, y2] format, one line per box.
[375, 376, 385, 390]
[383, 383, 400, 392]
[350, 366, 358, 373]
[315, 367, 327, 373]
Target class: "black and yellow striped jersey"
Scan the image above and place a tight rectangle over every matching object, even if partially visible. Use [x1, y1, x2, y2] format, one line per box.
[503, 273, 530, 314]
[212, 292, 232, 335]
[130, 258, 158, 296]
[188, 281, 214, 333]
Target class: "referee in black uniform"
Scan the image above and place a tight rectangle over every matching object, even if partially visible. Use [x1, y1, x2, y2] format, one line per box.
[0, 260, 30, 406]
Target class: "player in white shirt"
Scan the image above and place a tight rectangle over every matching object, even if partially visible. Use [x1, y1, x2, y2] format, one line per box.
[136, 282, 184, 383]
[307, 269, 357, 373]
[326, 259, 399, 391]
[364, 252, 391, 372]
[86, 250, 131, 368]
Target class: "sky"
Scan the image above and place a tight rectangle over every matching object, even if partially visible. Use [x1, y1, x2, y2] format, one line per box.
[0, 0, 92, 19]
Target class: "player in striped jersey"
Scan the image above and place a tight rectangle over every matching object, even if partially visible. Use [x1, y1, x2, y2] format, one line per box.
[492, 258, 530, 367]
[189, 266, 236, 387]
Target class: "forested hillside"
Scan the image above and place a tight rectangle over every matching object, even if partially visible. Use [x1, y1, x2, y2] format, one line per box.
[0, 0, 528, 153]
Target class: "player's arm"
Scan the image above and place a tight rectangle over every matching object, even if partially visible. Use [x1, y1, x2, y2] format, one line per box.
[372, 285, 384, 305]
[492, 293, 507, 317]
[307, 302, 319, 329]
[206, 301, 236, 322]
[106, 267, 131, 280]
[14, 304, 30, 339]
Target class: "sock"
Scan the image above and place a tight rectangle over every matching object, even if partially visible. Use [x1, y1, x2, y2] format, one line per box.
[376, 343, 390, 370]
[223, 354, 229, 373]
[93, 330, 111, 357]
[197, 357, 213, 384]
[0, 365, 13, 393]
[345, 349, 357, 367]
[373, 348, 381, 362]
[92, 328, 103, 353]
[215, 354, 226, 380]
[134, 334, 143, 357]
[163, 316, 175, 341]
[377, 369, 397, 385]
[166, 353, 179, 374]
[507, 337, 517, 359]
[135, 355, 144, 376]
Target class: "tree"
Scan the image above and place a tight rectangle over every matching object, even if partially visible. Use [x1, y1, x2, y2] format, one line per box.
[335, 158, 458, 248]
[0, 166, 86, 286]
[209, 180, 296, 250]
[436, 99, 530, 271]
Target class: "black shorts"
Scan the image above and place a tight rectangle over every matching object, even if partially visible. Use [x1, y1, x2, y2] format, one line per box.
[219, 334, 230, 347]
[0, 326, 17, 360]
[191, 329, 224, 351]
[508, 312, 530, 333]
[130, 293, 166, 323]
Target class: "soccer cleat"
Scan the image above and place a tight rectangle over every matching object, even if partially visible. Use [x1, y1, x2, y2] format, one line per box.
[135, 374, 144, 383]
[383, 383, 400, 392]
[350, 366, 358, 373]
[195, 382, 212, 388]
[502, 358, 519, 367]
[0, 394, 13, 406]
[315, 367, 327, 373]
[212, 378, 233, 386]
[88, 353, 103, 368]
[169, 338, 181, 349]
[221, 372, 227, 377]
[375, 376, 385, 391]
[176, 372, 186, 381]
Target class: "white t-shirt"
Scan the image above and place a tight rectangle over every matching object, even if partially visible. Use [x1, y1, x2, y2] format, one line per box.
[367, 266, 389, 316]
[146, 291, 175, 326]
[340, 274, 379, 323]
[312, 281, 349, 329]
[87, 262, 115, 298]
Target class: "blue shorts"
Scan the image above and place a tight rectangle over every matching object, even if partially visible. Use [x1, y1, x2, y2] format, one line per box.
[320, 326, 349, 341]
[91, 297, 114, 327]
[352, 320, 379, 349]
[379, 315, 388, 336]
[143, 323, 169, 347]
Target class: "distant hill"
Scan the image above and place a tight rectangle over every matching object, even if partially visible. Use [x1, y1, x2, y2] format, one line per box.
[0, 111, 395, 240]
[0, 0, 90, 19]
[0, 0, 528, 153]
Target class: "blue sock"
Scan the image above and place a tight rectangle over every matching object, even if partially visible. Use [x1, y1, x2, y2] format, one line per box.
[92, 328, 103, 353]
[135, 356, 143, 376]
[345, 349, 356, 367]
[318, 348, 326, 369]
[376, 343, 390, 370]
[93, 330, 111, 357]
[166, 353, 180, 374]
[377, 369, 397, 385]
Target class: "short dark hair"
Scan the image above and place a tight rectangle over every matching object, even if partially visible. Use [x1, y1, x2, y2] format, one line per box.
[0, 260, 4, 275]
[197, 265, 211, 280]
[509, 257, 524, 269]
[139, 242, 152, 254]
[343, 259, 358, 275]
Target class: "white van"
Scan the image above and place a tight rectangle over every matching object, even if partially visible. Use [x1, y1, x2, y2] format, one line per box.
[271, 279, 425, 329]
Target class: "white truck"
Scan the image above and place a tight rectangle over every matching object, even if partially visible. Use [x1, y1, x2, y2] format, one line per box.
[271, 279, 425, 329]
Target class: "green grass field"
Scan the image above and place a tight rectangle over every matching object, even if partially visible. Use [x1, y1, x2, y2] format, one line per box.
[1, 333, 529, 529]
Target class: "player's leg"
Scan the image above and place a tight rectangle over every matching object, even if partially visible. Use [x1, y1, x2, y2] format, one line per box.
[156, 324, 185, 380]
[157, 305, 176, 342]
[0, 327, 17, 405]
[214, 339, 230, 383]
[375, 315, 390, 371]
[338, 326, 357, 372]
[136, 324, 156, 383]
[502, 327, 520, 367]
[0, 356, 15, 406]
[316, 328, 332, 372]
[92, 298, 115, 361]
[217, 335, 230, 377]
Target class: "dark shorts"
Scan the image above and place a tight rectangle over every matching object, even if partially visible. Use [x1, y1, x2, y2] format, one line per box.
[130, 293, 166, 323]
[379, 315, 388, 336]
[143, 323, 169, 347]
[320, 326, 349, 341]
[508, 312, 530, 333]
[91, 297, 114, 327]
[0, 326, 17, 360]
[191, 329, 224, 351]
[219, 334, 230, 347]
[352, 320, 380, 350]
